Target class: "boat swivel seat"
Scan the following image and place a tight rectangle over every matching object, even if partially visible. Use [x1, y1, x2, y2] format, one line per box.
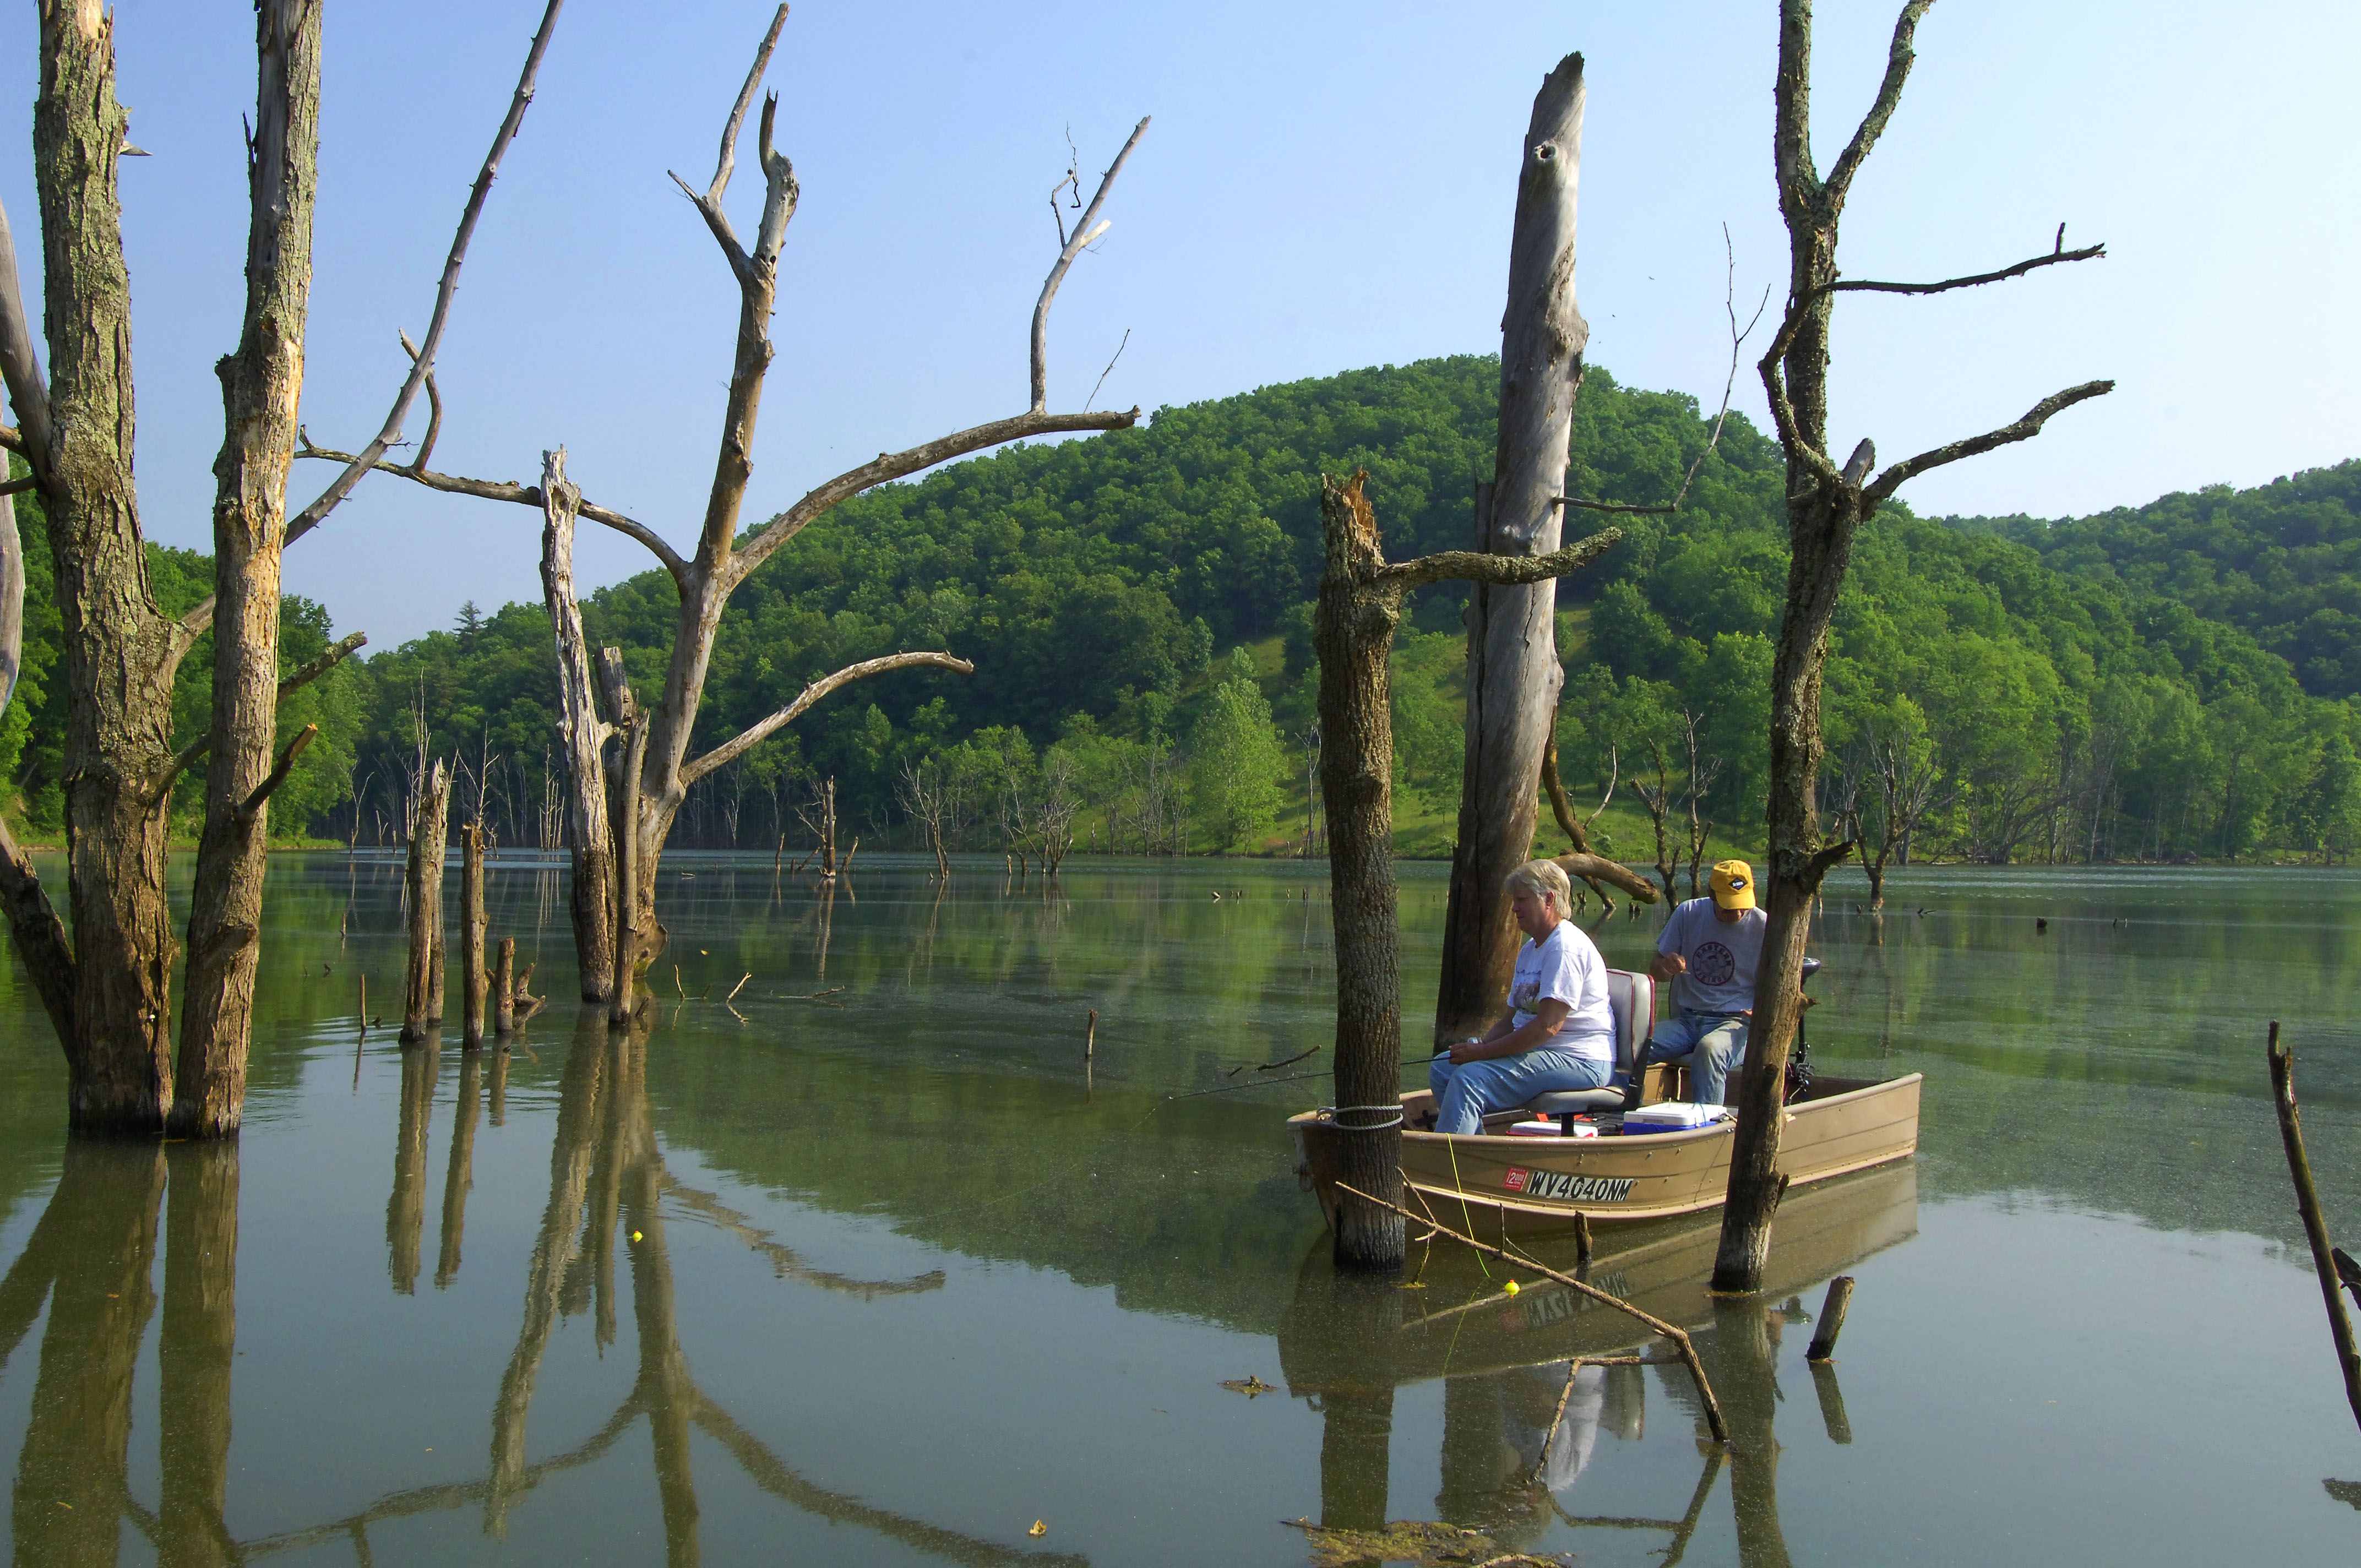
[1524, 968, 1655, 1131]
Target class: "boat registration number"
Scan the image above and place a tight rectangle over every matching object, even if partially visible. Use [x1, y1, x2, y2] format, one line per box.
[1502, 1168, 1634, 1203]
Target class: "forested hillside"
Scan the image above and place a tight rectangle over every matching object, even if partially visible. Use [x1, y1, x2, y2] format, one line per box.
[8, 356, 2357, 865]
[1945, 462, 2361, 699]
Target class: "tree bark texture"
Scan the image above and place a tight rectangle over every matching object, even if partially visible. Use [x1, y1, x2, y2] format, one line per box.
[173, 0, 325, 1139]
[1316, 471, 1622, 1271]
[402, 761, 451, 1042]
[160, 1141, 240, 1568]
[1439, 52, 1591, 1044]
[19, 5, 187, 1133]
[1315, 475, 1411, 1272]
[537, 450, 616, 1001]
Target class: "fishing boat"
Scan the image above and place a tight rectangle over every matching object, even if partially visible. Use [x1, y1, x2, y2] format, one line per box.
[1290, 967, 1922, 1240]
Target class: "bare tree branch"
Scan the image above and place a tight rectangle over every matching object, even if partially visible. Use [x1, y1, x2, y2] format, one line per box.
[284, 0, 568, 548]
[1758, 313, 1838, 485]
[1824, 237, 2105, 301]
[1823, 1, 1933, 213]
[1084, 327, 1130, 412]
[1374, 530, 1623, 593]
[1562, 224, 1770, 518]
[668, 4, 790, 282]
[294, 437, 690, 587]
[1864, 379, 2114, 509]
[681, 652, 973, 786]
[0, 475, 32, 498]
[709, 3, 788, 206]
[396, 330, 443, 474]
[0, 192, 55, 477]
[281, 630, 369, 698]
[0, 425, 20, 453]
[726, 406, 1137, 589]
[154, 632, 367, 798]
[1031, 117, 1149, 412]
[235, 723, 317, 824]
[0, 812, 73, 1038]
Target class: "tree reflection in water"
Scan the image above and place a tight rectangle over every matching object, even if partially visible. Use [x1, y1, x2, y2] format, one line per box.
[0, 1010, 1075, 1568]
[1292, 1262, 1844, 1566]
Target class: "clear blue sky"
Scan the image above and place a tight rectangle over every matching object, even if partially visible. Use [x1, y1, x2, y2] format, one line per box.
[2, 1, 2354, 647]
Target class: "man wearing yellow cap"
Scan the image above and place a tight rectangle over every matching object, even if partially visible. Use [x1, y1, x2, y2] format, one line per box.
[1626, 859, 1766, 1107]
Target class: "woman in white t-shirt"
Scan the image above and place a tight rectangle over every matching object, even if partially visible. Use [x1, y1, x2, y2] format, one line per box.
[1427, 859, 1617, 1135]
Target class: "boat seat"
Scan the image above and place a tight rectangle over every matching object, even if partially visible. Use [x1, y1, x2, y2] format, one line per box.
[1526, 968, 1654, 1129]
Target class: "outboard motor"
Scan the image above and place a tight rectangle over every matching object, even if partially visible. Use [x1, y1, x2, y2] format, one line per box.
[1787, 955, 1823, 1099]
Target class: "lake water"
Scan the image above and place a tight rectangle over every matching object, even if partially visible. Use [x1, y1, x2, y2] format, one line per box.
[1, 854, 2358, 1566]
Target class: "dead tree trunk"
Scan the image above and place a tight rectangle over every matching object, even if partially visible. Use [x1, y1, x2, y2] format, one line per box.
[1713, 0, 2112, 1292]
[171, 3, 324, 1139]
[0, 3, 555, 1136]
[538, 450, 617, 1001]
[461, 821, 488, 1047]
[494, 937, 516, 1037]
[820, 777, 839, 879]
[1438, 52, 1590, 1044]
[300, 9, 1145, 1009]
[402, 762, 452, 1043]
[1318, 471, 1620, 1270]
[1635, 742, 1679, 907]
[611, 713, 649, 1025]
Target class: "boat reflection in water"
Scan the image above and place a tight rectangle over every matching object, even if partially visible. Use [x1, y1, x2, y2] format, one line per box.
[1276, 1160, 1918, 1562]
[0, 1008, 1082, 1568]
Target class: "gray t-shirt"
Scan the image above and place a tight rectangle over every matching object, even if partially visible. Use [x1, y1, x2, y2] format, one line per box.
[1656, 897, 1766, 1015]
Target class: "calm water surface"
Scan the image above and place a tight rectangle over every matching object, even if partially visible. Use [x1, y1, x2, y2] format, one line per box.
[1, 854, 2357, 1566]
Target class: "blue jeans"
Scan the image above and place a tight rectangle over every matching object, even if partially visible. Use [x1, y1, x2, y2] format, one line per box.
[1429, 1048, 1614, 1136]
[1636, 1011, 1749, 1106]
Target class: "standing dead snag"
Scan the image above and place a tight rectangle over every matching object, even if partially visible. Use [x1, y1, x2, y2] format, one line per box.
[0, 3, 561, 1135]
[1439, 51, 1592, 1045]
[538, 452, 616, 1001]
[301, 7, 1149, 1009]
[1317, 472, 1618, 1270]
[1712, 0, 2111, 1293]
[461, 823, 489, 1047]
[402, 764, 453, 1044]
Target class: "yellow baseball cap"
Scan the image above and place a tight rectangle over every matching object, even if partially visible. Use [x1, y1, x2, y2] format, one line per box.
[1710, 860, 1756, 910]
